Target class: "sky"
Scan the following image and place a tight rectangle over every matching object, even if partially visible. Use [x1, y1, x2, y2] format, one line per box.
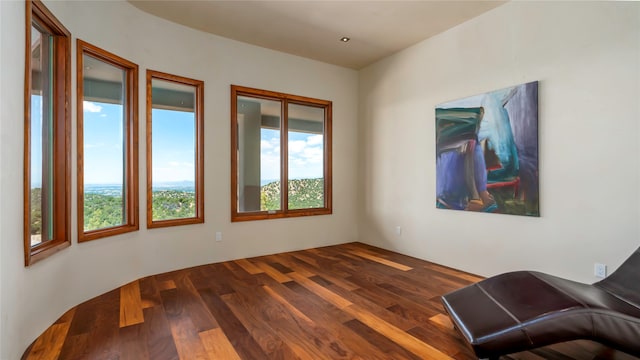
[30, 96, 43, 188]
[83, 101, 195, 185]
[150, 108, 195, 185]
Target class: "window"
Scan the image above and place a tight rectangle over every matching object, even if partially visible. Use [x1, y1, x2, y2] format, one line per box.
[146, 70, 204, 228]
[24, 0, 71, 265]
[77, 40, 138, 242]
[231, 85, 332, 221]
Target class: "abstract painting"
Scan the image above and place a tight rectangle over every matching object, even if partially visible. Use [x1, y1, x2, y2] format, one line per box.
[435, 81, 539, 216]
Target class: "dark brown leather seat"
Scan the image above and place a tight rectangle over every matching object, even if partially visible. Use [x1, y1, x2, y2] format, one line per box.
[441, 247, 640, 359]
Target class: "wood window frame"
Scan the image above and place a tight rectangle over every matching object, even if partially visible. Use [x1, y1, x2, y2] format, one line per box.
[231, 85, 332, 222]
[146, 70, 204, 228]
[76, 39, 139, 242]
[24, 0, 72, 266]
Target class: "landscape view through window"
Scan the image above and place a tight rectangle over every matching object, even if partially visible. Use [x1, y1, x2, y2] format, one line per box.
[83, 101, 197, 229]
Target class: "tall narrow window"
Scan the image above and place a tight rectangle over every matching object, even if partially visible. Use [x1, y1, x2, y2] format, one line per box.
[24, 0, 71, 265]
[77, 40, 138, 242]
[231, 85, 332, 221]
[146, 70, 204, 228]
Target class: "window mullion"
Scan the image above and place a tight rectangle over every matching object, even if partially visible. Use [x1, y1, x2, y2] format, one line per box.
[124, 71, 133, 225]
[41, 34, 53, 242]
[54, 33, 70, 242]
[281, 99, 289, 214]
[323, 103, 332, 210]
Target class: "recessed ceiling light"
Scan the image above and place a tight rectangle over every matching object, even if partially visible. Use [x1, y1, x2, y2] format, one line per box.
[340, 37, 350, 43]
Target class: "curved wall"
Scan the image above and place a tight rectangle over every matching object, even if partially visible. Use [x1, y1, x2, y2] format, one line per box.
[0, 1, 359, 358]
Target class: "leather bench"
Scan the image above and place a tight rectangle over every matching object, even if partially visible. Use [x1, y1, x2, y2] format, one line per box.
[441, 247, 640, 359]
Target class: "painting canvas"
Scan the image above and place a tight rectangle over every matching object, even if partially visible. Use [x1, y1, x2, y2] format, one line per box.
[435, 81, 539, 216]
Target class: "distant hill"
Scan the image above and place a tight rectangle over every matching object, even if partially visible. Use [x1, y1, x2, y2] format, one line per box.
[29, 179, 324, 235]
[261, 178, 324, 210]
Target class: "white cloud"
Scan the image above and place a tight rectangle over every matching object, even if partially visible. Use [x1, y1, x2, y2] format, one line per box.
[261, 139, 273, 150]
[260, 152, 281, 180]
[83, 101, 103, 113]
[288, 140, 307, 154]
[302, 147, 323, 163]
[261, 137, 281, 157]
[287, 136, 322, 163]
[260, 132, 324, 180]
[290, 157, 307, 166]
[307, 135, 323, 146]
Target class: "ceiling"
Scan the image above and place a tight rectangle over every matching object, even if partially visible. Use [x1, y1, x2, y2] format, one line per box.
[128, 0, 505, 69]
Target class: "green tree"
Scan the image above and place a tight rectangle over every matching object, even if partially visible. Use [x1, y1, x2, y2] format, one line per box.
[30, 188, 42, 235]
[261, 178, 324, 211]
[84, 193, 124, 231]
[152, 190, 196, 220]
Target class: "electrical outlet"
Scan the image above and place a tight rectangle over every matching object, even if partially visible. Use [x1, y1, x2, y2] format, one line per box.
[215, 232, 222, 242]
[594, 263, 607, 278]
[395, 226, 402, 236]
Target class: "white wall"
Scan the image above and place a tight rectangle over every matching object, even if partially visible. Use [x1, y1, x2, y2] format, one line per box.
[0, 1, 6, 357]
[0, 1, 359, 358]
[359, 1, 640, 283]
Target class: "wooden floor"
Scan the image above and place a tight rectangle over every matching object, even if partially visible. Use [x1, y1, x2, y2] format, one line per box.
[23, 242, 638, 360]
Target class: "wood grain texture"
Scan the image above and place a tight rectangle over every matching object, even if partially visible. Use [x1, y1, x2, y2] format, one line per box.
[234, 258, 264, 275]
[120, 280, 144, 328]
[22, 243, 639, 360]
[199, 328, 241, 360]
[348, 249, 413, 271]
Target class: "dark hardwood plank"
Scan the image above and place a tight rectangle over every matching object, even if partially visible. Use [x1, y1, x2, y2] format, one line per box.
[141, 305, 180, 360]
[261, 284, 357, 359]
[198, 287, 270, 360]
[344, 318, 423, 360]
[318, 275, 420, 331]
[71, 288, 121, 360]
[119, 323, 148, 360]
[21, 243, 639, 360]
[139, 276, 163, 309]
[408, 322, 474, 358]
[54, 333, 90, 360]
[277, 281, 393, 360]
[221, 291, 303, 359]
